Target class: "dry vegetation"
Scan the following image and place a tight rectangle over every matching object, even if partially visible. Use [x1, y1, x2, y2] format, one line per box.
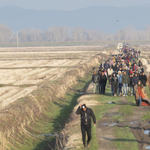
[0, 45, 109, 149]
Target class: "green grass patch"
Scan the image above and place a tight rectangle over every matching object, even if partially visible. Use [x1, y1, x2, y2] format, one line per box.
[11, 69, 96, 150]
[75, 86, 121, 150]
[118, 105, 133, 116]
[114, 127, 138, 150]
[142, 111, 150, 120]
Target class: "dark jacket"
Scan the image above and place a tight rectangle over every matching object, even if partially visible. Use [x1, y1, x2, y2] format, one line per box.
[76, 107, 96, 127]
[100, 63, 104, 69]
[129, 77, 133, 87]
[111, 76, 118, 86]
[132, 76, 139, 85]
[112, 64, 117, 72]
[99, 75, 107, 85]
[122, 74, 129, 84]
[139, 75, 147, 86]
[92, 74, 100, 83]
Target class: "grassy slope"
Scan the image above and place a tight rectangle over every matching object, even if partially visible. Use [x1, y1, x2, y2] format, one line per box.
[9, 71, 94, 150]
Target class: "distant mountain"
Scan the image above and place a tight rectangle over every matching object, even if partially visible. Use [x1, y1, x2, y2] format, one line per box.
[0, 5, 150, 33]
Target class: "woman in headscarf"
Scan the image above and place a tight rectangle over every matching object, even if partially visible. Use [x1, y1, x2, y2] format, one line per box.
[137, 80, 144, 106]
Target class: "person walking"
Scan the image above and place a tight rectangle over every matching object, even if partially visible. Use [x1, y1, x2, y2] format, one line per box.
[117, 71, 122, 96]
[140, 72, 147, 89]
[92, 71, 100, 94]
[111, 72, 118, 96]
[76, 104, 96, 148]
[137, 80, 144, 106]
[99, 71, 107, 94]
[122, 71, 129, 96]
[132, 72, 139, 95]
[129, 74, 133, 96]
[107, 67, 113, 85]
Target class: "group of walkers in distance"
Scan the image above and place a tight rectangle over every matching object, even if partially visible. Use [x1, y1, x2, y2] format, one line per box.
[76, 43, 150, 149]
[92, 43, 149, 99]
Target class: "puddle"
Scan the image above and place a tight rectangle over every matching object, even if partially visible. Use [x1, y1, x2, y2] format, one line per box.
[144, 130, 150, 135]
[109, 123, 118, 127]
[145, 146, 150, 149]
[105, 113, 123, 117]
[102, 123, 109, 126]
[108, 102, 116, 104]
[130, 121, 139, 125]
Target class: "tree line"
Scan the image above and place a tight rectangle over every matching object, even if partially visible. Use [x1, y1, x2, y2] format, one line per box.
[1, 24, 150, 42]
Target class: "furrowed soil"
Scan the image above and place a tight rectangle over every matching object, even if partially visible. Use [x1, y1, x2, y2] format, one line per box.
[0, 45, 110, 150]
[1, 45, 150, 150]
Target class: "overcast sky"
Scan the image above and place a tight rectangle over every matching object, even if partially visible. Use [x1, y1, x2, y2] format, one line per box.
[0, 0, 150, 10]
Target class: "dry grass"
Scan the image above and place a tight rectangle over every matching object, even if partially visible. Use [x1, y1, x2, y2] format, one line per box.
[0, 53, 106, 149]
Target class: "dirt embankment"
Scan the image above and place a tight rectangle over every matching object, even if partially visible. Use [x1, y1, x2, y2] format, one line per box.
[0, 53, 107, 150]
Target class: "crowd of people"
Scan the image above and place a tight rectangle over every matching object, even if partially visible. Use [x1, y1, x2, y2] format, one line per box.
[76, 44, 150, 149]
[92, 45, 149, 97]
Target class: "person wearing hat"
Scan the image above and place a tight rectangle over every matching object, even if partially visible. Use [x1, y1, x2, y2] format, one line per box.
[76, 104, 96, 148]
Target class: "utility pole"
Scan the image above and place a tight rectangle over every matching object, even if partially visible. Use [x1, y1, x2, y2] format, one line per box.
[17, 31, 19, 47]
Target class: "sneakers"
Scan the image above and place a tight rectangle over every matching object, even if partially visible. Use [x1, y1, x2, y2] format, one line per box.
[131, 94, 133, 96]
[123, 95, 125, 97]
[114, 94, 116, 97]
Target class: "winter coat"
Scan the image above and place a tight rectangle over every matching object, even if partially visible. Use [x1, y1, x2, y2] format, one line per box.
[122, 74, 129, 84]
[107, 68, 113, 76]
[92, 74, 100, 83]
[117, 74, 122, 83]
[100, 63, 104, 69]
[111, 76, 118, 86]
[76, 107, 96, 127]
[129, 77, 133, 87]
[132, 76, 139, 85]
[133, 65, 137, 71]
[99, 75, 107, 85]
[112, 64, 117, 72]
[105, 63, 110, 69]
[139, 75, 147, 86]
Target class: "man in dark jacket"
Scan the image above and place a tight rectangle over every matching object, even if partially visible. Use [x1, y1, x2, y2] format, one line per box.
[139, 72, 147, 88]
[99, 71, 107, 94]
[132, 73, 139, 95]
[100, 61, 105, 69]
[92, 71, 100, 94]
[111, 72, 118, 96]
[76, 104, 96, 148]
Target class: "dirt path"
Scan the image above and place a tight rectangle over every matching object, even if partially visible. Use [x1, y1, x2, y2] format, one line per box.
[96, 95, 150, 150]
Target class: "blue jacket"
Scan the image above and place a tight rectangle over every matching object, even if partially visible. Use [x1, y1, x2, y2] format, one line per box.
[117, 74, 122, 83]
